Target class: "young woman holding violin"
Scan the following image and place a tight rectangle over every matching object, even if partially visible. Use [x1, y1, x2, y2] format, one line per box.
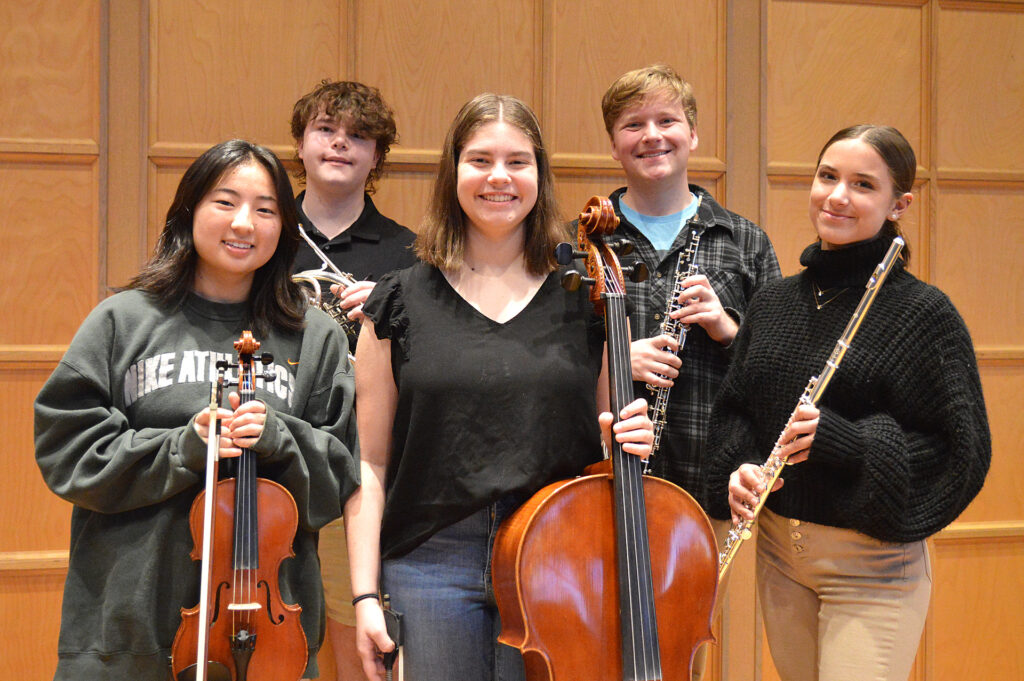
[34, 139, 359, 680]
[704, 125, 990, 681]
[344, 94, 654, 681]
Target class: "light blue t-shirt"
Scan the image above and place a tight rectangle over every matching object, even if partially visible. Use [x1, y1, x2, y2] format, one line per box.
[619, 192, 700, 253]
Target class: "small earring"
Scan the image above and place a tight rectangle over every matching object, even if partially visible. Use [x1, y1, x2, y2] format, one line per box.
[890, 213, 899, 220]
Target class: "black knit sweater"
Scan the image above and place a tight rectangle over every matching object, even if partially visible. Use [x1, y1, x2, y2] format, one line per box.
[704, 235, 991, 542]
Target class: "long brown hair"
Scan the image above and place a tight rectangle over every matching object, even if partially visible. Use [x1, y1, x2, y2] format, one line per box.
[816, 125, 915, 263]
[129, 139, 306, 335]
[415, 94, 566, 276]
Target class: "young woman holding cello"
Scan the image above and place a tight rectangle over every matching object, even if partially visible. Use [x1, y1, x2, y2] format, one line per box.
[34, 139, 359, 680]
[344, 94, 655, 681]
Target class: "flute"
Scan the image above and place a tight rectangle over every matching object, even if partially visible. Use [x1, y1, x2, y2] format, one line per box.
[717, 237, 904, 582]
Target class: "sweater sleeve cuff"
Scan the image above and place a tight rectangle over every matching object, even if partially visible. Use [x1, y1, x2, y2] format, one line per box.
[179, 415, 209, 472]
[250, 400, 283, 458]
[810, 406, 864, 470]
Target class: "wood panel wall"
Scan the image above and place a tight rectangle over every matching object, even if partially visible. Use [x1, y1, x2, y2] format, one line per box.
[0, 0, 1020, 679]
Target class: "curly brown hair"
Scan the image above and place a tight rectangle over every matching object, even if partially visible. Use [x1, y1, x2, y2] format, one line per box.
[290, 80, 398, 193]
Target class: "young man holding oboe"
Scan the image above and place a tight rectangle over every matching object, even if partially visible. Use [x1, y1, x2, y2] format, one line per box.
[599, 64, 781, 679]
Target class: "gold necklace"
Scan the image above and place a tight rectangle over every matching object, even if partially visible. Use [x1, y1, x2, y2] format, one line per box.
[812, 281, 848, 310]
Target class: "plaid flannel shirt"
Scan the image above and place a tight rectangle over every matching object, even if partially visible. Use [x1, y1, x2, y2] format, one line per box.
[610, 186, 781, 505]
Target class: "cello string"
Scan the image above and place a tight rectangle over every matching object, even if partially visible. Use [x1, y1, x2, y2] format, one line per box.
[608, 288, 652, 676]
[609, 271, 661, 676]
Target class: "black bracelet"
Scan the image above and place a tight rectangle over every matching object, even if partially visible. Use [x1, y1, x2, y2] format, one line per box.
[351, 592, 380, 606]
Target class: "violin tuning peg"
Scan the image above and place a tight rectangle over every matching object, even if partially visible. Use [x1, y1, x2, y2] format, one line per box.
[260, 353, 274, 365]
[261, 371, 276, 383]
[625, 262, 649, 283]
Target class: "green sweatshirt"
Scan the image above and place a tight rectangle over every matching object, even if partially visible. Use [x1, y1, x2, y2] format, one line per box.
[35, 289, 359, 680]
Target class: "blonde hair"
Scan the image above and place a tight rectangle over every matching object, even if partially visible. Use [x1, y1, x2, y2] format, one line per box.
[601, 64, 697, 136]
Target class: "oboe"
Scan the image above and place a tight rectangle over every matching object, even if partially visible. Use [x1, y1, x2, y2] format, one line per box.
[647, 224, 703, 457]
[717, 236, 905, 582]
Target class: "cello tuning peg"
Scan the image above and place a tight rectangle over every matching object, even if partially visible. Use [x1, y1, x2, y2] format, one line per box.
[554, 242, 574, 265]
[625, 262, 649, 283]
[561, 270, 595, 292]
[610, 238, 635, 256]
[554, 242, 588, 266]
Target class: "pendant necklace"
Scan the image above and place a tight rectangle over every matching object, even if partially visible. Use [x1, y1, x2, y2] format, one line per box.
[812, 281, 848, 310]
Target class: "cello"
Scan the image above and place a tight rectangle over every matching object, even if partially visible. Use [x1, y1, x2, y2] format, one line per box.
[492, 197, 719, 680]
[171, 331, 308, 681]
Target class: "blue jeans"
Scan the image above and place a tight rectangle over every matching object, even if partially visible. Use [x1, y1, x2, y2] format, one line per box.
[381, 497, 526, 681]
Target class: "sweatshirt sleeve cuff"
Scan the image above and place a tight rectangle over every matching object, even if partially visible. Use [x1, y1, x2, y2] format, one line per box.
[811, 406, 864, 470]
[250, 400, 284, 459]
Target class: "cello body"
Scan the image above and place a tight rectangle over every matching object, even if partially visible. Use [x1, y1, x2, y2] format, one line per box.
[492, 197, 719, 680]
[493, 460, 717, 680]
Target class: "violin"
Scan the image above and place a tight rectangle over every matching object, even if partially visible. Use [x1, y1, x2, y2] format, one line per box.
[492, 197, 719, 680]
[171, 331, 308, 681]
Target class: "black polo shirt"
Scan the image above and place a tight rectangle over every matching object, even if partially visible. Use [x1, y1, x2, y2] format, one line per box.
[293, 191, 417, 281]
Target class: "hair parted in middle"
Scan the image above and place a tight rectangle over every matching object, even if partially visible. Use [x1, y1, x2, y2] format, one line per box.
[290, 79, 398, 193]
[816, 124, 916, 263]
[601, 64, 697, 137]
[415, 93, 566, 276]
[129, 139, 306, 335]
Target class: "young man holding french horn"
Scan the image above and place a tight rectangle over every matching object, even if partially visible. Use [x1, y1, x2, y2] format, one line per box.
[288, 79, 416, 681]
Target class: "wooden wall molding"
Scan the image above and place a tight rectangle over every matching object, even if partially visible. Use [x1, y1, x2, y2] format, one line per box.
[934, 521, 1024, 541]
[0, 139, 100, 157]
[0, 551, 68, 574]
[0, 346, 66, 364]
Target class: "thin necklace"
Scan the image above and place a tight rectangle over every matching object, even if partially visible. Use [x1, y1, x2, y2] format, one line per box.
[812, 281, 848, 310]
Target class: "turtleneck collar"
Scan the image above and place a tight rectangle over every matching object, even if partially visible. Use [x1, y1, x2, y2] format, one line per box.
[800, 234, 905, 289]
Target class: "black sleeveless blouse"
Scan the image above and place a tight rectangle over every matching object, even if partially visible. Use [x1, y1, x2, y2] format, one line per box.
[363, 262, 606, 559]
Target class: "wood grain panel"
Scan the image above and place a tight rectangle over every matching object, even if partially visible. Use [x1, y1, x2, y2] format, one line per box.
[932, 183, 1024, 348]
[0, 571, 65, 680]
[0, 1, 100, 145]
[766, 1, 925, 168]
[150, 160, 191, 256]
[766, 177, 925, 277]
[373, 169, 435, 234]
[547, 0, 723, 159]
[354, 0, 538, 154]
[0, 161, 98, 345]
[956, 364, 1024, 523]
[0, 365, 73, 552]
[150, 0, 345, 148]
[930, 535, 1024, 680]
[935, 5, 1024, 174]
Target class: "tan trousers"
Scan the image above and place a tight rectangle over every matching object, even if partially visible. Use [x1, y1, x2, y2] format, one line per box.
[757, 510, 931, 681]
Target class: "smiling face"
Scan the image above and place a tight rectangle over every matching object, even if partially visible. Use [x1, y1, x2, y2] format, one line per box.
[609, 93, 698, 189]
[456, 120, 539, 238]
[809, 137, 912, 250]
[192, 161, 282, 301]
[297, 111, 379, 196]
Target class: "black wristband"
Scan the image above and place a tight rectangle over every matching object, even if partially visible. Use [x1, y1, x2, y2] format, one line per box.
[351, 592, 380, 606]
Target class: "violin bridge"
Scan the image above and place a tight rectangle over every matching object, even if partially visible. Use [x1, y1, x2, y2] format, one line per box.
[227, 603, 262, 611]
